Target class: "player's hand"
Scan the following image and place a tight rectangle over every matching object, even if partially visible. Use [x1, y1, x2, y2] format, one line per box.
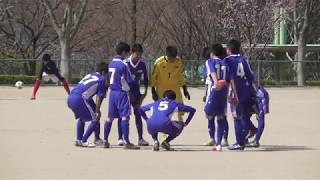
[151, 87, 158, 101]
[95, 110, 101, 121]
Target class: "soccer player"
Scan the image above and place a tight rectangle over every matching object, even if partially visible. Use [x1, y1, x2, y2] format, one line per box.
[103, 42, 139, 150]
[151, 46, 190, 106]
[246, 86, 270, 148]
[31, 53, 70, 100]
[139, 90, 196, 151]
[203, 44, 230, 151]
[117, 43, 149, 146]
[67, 62, 108, 147]
[225, 39, 257, 150]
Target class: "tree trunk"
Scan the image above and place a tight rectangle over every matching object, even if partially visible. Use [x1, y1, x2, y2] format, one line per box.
[130, 0, 137, 45]
[60, 40, 71, 81]
[297, 35, 305, 86]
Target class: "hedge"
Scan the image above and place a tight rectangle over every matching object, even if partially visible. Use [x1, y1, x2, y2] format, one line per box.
[0, 75, 81, 85]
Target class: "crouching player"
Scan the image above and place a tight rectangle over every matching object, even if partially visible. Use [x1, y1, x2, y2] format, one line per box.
[139, 90, 196, 151]
[67, 62, 108, 147]
[203, 44, 230, 151]
[31, 53, 70, 100]
[246, 86, 270, 148]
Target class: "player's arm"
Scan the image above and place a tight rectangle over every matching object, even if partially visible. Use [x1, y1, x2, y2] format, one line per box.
[243, 59, 257, 92]
[142, 62, 149, 98]
[177, 103, 196, 126]
[95, 79, 108, 120]
[38, 64, 44, 80]
[178, 60, 190, 100]
[124, 65, 134, 86]
[151, 61, 160, 101]
[228, 60, 239, 106]
[139, 103, 153, 120]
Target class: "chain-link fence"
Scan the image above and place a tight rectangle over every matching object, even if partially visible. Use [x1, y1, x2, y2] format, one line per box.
[0, 59, 319, 86]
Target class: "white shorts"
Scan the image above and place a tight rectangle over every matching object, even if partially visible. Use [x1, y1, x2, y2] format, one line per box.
[42, 72, 59, 83]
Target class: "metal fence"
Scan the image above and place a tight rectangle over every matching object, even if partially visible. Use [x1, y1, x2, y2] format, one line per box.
[0, 59, 319, 85]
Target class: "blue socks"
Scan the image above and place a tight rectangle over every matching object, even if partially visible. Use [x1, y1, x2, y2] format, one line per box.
[255, 114, 265, 143]
[104, 121, 113, 142]
[217, 119, 225, 145]
[117, 118, 122, 140]
[208, 118, 215, 141]
[94, 122, 100, 140]
[82, 121, 98, 142]
[234, 119, 244, 146]
[121, 119, 130, 144]
[77, 119, 85, 141]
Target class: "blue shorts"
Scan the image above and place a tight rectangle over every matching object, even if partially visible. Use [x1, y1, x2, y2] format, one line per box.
[230, 93, 252, 119]
[147, 118, 184, 137]
[108, 90, 131, 118]
[204, 87, 228, 116]
[67, 94, 96, 122]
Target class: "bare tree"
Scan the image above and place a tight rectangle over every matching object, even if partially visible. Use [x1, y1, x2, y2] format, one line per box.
[41, 0, 88, 81]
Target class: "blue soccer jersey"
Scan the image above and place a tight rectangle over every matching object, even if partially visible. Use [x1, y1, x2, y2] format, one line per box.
[70, 72, 107, 99]
[108, 57, 134, 92]
[225, 54, 255, 101]
[125, 56, 148, 96]
[204, 58, 230, 116]
[140, 98, 196, 127]
[256, 86, 269, 114]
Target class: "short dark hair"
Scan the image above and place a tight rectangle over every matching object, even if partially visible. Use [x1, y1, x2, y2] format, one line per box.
[210, 43, 225, 58]
[202, 47, 211, 60]
[132, 44, 143, 53]
[116, 42, 131, 55]
[42, 54, 51, 61]
[227, 39, 241, 54]
[166, 46, 178, 58]
[163, 90, 176, 100]
[96, 62, 108, 73]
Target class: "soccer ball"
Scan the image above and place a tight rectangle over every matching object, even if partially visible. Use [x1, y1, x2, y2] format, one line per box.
[15, 81, 23, 89]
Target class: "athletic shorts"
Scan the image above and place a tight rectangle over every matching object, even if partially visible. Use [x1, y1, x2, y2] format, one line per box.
[108, 90, 131, 118]
[67, 94, 96, 122]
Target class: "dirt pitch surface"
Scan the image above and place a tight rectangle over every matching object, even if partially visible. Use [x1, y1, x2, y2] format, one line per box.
[1, 86, 320, 179]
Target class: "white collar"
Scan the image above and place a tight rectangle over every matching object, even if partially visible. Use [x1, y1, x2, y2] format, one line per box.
[229, 54, 241, 57]
[129, 55, 141, 68]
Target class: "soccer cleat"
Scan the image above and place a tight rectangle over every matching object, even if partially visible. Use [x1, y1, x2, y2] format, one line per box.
[204, 139, 216, 146]
[221, 138, 229, 147]
[104, 141, 110, 148]
[228, 143, 245, 151]
[161, 141, 174, 151]
[138, 138, 149, 146]
[124, 143, 140, 150]
[153, 141, 160, 151]
[30, 96, 36, 100]
[118, 139, 125, 146]
[212, 145, 222, 151]
[247, 128, 257, 139]
[75, 140, 82, 147]
[81, 141, 96, 148]
[246, 141, 260, 148]
[94, 139, 105, 146]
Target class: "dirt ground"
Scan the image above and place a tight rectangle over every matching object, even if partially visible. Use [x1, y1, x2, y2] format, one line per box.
[0, 86, 320, 179]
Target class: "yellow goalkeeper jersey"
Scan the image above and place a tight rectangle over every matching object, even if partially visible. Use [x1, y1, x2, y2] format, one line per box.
[151, 56, 186, 102]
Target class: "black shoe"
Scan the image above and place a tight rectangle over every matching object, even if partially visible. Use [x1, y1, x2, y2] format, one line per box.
[104, 142, 110, 148]
[246, 141, 260, 148]
[161, 141, 174, 151]
[124, 143, 140, 150]
[153, 141, 160, 151]
[247, 128, 257, 139]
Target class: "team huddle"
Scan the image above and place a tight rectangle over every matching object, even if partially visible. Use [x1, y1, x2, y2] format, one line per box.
[31, 39, 269, 151]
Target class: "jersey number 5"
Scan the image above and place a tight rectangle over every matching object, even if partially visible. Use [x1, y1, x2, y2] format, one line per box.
[158, 101, 169, 111]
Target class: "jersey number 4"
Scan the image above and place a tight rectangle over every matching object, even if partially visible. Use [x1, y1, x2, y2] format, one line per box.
[236, 63, 245, 78]
[158, 101, 169, 111]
